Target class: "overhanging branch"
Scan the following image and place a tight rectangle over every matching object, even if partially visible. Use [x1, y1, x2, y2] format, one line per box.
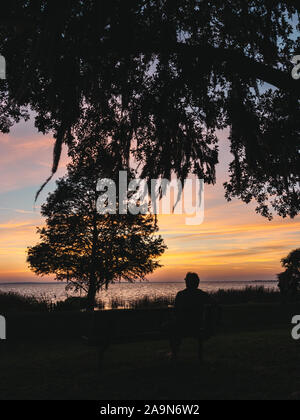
[97, 42, 300, 97]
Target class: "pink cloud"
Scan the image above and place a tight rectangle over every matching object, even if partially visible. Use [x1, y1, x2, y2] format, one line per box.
[0, 119, 69, 193]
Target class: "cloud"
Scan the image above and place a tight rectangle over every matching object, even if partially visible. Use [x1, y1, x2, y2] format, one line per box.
[0, 119, 69, 194]
[0, 124, 299, 283]
[0, 207, 36, 215]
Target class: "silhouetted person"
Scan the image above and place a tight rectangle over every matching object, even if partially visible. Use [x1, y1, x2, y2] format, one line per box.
[168, 273, 216, 361]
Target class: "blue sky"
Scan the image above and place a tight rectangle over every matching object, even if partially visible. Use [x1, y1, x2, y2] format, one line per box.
[0, 119, 299, 283]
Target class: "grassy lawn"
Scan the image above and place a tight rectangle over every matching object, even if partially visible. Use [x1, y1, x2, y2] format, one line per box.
[1, 327, 300, 400]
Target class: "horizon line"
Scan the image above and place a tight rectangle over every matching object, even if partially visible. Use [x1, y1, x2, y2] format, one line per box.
[0, 280, 277, 285]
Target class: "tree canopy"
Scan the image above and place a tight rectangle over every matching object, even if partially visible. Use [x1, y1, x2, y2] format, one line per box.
[0, 1, 299, 217]
[27, 149, 166, 309]
[278, 248, 300, 298]
[281, 248, 300, 274]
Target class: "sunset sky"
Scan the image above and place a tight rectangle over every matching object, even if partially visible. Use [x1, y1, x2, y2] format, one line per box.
[0, 119, 298, 283]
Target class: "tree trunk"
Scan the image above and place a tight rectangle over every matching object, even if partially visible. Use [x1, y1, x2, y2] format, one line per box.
[86, 274, 97, 312]
[87, 207, 99, 312]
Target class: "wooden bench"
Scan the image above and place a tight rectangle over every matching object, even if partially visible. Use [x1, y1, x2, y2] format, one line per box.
[83, 307, 216, 370]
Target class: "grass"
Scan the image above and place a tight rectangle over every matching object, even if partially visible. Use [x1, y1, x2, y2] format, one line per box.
[105, 286, 281, 310]
[1, 302, 300, 400]
[106, 295, 176, 310]
[1, 287, 298, 400]
[0, 286, 283, 312]
[1, 328, 300, 400]
[212, 286, 280, 305]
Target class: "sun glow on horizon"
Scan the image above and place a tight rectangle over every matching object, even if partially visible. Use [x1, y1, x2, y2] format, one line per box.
[0, 122, 299, 283]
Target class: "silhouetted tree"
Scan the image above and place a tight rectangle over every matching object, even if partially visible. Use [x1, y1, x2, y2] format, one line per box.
[27, 150, 166, 311]
[0, 1, 299, 217]
[278, 249, 300, 301]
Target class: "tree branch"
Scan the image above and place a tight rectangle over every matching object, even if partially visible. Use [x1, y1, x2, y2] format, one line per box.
[98, 42, 300, 97]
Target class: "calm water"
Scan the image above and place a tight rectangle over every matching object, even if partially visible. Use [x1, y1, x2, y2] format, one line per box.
[0, 281, 277, 307]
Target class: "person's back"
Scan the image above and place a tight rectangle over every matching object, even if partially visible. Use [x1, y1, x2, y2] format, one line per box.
[175, 288, 212, 329]
[168, 272, 215, 361]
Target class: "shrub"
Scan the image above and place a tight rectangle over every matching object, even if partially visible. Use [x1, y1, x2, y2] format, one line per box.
[0, 292, 50, 313]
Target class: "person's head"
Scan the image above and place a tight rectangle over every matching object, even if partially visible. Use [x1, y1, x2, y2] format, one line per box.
[185, 272, 200, 290]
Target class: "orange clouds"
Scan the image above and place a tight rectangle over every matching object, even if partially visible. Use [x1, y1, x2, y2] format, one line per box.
[0, 218, 40, 274]
[154, 206, 299, 281]
[0, 123, 299, 283]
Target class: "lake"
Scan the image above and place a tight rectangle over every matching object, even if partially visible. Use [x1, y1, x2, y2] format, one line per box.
[0, 280, 277, 308]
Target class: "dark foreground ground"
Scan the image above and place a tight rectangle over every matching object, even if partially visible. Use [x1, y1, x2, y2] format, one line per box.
[1, 303, 300, 400]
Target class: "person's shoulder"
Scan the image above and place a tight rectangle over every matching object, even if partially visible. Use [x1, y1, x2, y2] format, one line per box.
[196, 289, 207, 295]
[176, 289, 186, 297]
[197, 289, 212, 300]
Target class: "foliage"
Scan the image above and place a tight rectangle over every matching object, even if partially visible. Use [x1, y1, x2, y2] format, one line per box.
[0, 1, 299, 217]
[0, 291, 51, 313]
[277, 248, 300, 298]
[53, 297, 90, 312]
[27, 150, 166, 309]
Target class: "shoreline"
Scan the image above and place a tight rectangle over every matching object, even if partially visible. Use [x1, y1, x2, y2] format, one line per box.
[0, 280, 277, 285]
